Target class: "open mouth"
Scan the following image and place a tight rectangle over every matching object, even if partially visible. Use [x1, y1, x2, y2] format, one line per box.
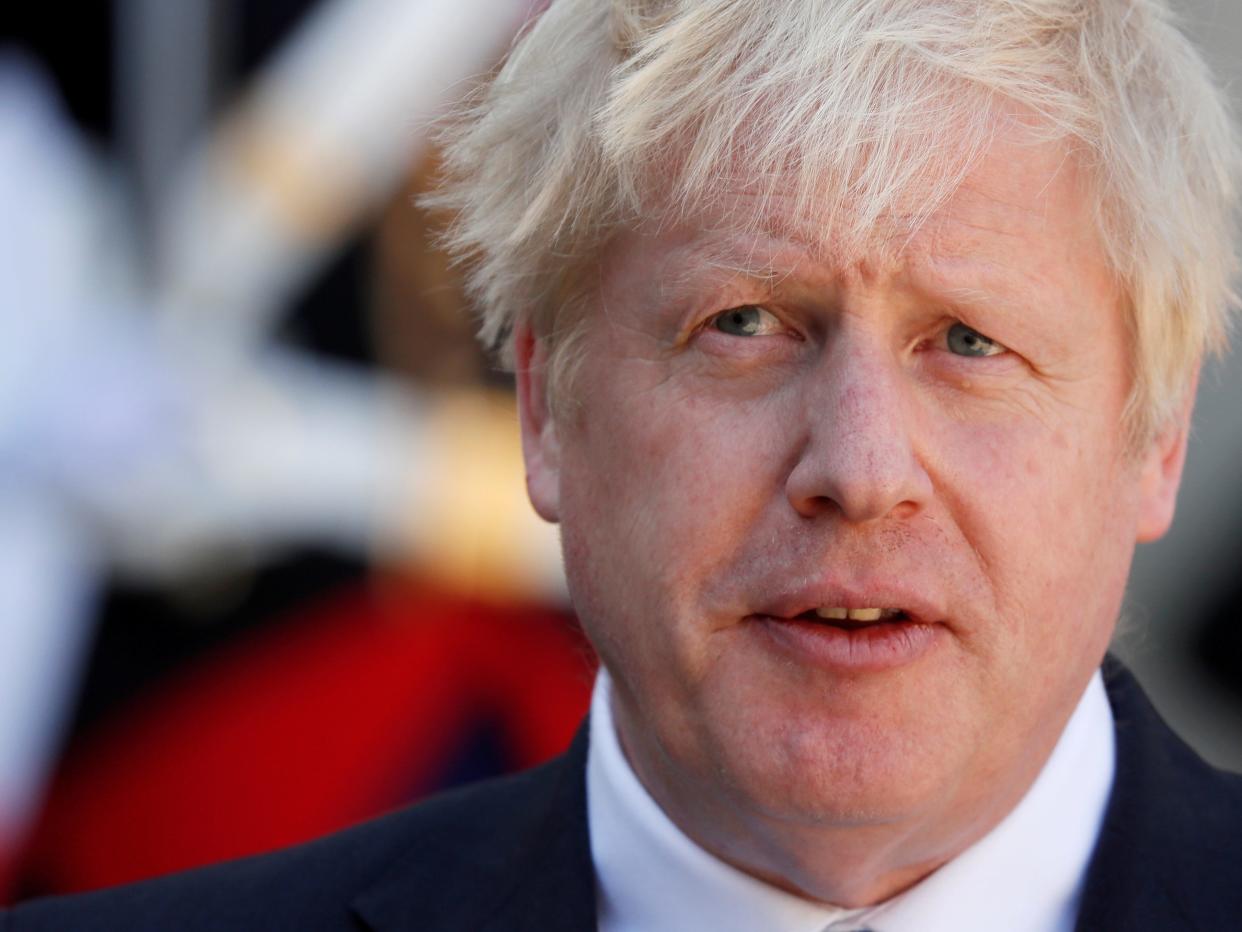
[789, 607, 911, 629]
[750, 605, 941, 669]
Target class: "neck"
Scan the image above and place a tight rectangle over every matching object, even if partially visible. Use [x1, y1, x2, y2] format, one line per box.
[610, 693, 1060, 908]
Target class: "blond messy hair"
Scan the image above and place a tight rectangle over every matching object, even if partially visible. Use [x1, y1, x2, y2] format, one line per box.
[432, 0, 1240, 444]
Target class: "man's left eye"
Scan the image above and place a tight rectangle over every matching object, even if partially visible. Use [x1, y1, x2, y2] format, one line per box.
[711, 305, 784, 337]
[945, 322, 1006, 357]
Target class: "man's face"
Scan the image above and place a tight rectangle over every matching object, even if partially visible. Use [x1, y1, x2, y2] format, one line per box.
[517, 131, 1189, 878]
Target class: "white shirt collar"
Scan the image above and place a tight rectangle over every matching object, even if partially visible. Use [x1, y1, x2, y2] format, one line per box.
[587, 667, 1115, 932]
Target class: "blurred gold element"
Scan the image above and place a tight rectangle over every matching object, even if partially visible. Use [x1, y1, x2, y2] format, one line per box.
[220, 108, 364, 244]
[372, 148, 560, 601]
[403, 389, 561, 603]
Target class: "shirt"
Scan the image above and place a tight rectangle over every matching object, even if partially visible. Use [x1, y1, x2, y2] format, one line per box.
[587, 666, 1115, 932]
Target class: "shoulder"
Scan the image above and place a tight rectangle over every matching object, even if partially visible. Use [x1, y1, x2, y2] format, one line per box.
[1101, 656, 1242, 836]
[1078, 659, 1242, 930]
[2, 742, 585, 932]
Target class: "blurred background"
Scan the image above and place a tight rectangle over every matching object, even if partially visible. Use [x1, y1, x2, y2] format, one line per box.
[0, 0, 1238, 906]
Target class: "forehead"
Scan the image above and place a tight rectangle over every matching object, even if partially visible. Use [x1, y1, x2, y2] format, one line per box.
[608, 130, 1103, 301]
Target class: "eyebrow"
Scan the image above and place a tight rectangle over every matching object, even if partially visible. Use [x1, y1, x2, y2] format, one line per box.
[649, 228, 1056, 336]
[654, 235, 808, 305]
[916, 253, 1042, 316]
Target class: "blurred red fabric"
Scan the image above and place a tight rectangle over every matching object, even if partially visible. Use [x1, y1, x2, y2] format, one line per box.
[16, 580, 594, 898]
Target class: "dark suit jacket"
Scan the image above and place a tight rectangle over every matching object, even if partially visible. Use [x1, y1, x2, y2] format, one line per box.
[4, 658, 1241, 931]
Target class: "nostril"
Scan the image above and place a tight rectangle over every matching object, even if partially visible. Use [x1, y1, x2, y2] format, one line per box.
[889, 500, 923, 521]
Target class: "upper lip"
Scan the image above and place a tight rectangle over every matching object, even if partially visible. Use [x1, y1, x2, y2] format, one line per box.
[753, 583, 947, 626]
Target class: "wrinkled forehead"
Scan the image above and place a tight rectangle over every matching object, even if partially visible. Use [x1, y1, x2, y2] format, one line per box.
[612, 122, 1093, 287]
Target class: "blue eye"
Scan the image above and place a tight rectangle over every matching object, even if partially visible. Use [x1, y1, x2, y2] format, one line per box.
[946, 322, 1005, 357]
[713, 305, 781, 337]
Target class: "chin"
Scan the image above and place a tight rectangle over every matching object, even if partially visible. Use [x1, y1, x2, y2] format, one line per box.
[699, 694, 961, 828]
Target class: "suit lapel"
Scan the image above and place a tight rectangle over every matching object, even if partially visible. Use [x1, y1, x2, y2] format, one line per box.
[477, 757, 596, 932]
[350, 726, 596, 932]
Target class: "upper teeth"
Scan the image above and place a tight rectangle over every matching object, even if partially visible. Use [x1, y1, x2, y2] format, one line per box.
[814, 607, 894, 621]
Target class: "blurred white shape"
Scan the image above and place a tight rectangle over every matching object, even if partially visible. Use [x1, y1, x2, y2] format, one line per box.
[157, 0, 539, 353]
[117, 351, 431, 577]
[0, 0, 565, 863]
[0, 494, 95, 852]
[0, 58, 139, 461]
[0, 54, 130, 853]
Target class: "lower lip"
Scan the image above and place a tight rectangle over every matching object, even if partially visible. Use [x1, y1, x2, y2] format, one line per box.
[751, 615, 944, 673]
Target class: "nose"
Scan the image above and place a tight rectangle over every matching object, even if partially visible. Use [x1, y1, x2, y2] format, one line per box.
[785, 344, 932, 524]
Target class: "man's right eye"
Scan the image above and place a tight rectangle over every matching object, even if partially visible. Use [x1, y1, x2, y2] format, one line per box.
[711, 305, 783, 337]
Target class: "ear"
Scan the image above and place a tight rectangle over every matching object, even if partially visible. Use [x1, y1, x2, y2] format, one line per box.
[1134, 370, 1197, 543]
[514, 324, 562, 523]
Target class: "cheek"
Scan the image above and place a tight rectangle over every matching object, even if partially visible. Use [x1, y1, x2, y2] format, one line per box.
[557, 376, 793, 662]
[572, 378, 789, 548]
[931, 413, 1137, 652]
